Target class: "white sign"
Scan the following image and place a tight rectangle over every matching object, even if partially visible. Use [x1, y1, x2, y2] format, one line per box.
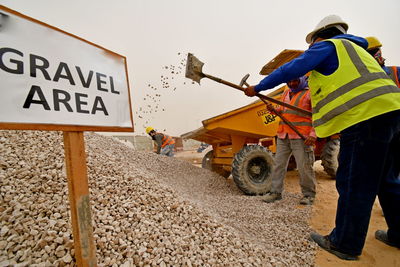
[0, 8, 133, 130]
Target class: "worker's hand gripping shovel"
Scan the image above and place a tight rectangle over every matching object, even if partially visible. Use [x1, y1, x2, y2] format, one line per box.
[185, 53, 309, 140]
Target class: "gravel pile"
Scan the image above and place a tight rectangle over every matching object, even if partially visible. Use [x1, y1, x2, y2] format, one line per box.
[0, 130, 316, 266]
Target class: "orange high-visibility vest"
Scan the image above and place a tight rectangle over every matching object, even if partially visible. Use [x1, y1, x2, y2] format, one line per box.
[387, 66, 400, 87]
[278, 89, 313, 136]
[161, 134, 175, 148]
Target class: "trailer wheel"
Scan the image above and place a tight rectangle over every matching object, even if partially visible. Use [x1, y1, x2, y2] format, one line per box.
[202, 150, 231, 178]
[232, 145, 274, 195]
[321, 139, 340, 179]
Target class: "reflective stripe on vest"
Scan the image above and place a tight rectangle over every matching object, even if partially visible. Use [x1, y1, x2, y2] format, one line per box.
[308, 39, 400, 137]
[161, 134, 175, 148]
[278, 89, 313, 135]
[387, 66, 400, 87]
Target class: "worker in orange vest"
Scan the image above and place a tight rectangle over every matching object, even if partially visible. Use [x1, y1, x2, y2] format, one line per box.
[262, 76, 317, 205]
[146, 127, 175, 157]
[365, 36, 400, 87]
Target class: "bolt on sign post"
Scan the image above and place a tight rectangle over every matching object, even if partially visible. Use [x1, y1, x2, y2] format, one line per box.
[0, 5, 134, 266]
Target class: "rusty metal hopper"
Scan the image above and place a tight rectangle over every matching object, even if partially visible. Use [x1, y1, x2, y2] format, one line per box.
[259, 49, 304, 75]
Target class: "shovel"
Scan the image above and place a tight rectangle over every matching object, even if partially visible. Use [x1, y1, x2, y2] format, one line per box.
[185, 53, 312, 117]
[185, 53, 309, 139]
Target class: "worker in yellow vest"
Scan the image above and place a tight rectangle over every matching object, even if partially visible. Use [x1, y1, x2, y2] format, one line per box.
[244, 15, 400, 260]
[146, 127, 175, 157]
[365, 36, 400, 87]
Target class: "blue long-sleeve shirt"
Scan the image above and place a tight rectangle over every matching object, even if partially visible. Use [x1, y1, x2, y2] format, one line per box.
[254, 34, 369, 93]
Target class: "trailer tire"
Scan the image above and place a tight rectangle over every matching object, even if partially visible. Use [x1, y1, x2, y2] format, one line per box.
[232, 145, 274, 195]
[321, 139, 340, 179]
[202, 150, 231, 178]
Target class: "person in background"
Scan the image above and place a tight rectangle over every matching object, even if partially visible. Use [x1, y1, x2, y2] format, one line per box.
[244, 15, 400, 260]
[146, 127, 175, 157]
[262, 76, 317, 205]
[365, 36, 400, 87]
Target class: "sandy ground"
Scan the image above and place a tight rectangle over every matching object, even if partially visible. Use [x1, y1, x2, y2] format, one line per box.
[309, 164, 400, 267]
[176, 150, 400, 267]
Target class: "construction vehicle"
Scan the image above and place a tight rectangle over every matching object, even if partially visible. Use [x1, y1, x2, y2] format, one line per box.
[182, 50, 339, 195]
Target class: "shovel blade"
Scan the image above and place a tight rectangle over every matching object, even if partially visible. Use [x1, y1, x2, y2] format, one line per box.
[185, 53, 205, 84]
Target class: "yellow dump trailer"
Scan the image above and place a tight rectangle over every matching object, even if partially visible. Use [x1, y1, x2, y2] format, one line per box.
[182, 87, 287, 195]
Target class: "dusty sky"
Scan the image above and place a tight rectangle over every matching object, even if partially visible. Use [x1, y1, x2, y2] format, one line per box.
[1, 0, 399, 136]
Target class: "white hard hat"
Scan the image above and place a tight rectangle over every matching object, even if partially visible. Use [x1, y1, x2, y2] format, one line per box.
[306, 15, 349, 44]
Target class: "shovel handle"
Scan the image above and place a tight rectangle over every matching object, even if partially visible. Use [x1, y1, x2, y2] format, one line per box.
[202, 73, 307, 140]
[203, 73, 312, 116]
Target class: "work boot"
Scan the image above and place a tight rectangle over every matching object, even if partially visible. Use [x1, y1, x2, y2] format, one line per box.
[310, 232, 359, 261]
[375, 230, 400, 248]
[300, 195, 315, 205]
[262, 192, 282, 203]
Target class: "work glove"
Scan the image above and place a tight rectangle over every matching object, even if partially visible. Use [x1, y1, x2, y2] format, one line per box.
[244, 86, 257, 97]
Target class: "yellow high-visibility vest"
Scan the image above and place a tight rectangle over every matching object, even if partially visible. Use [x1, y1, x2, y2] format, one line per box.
[308, 39, 400, 137]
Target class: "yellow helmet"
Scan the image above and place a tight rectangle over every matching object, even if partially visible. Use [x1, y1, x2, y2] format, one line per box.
[145, 127, 155, 134]
[366, 36, 382, 50]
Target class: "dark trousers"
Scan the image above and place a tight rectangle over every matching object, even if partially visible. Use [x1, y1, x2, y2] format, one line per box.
[329, 110, 400, 255]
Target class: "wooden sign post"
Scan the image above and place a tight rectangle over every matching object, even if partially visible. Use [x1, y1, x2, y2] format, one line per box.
[0, 6, 134, 266]
[63, 131, 97, 266]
